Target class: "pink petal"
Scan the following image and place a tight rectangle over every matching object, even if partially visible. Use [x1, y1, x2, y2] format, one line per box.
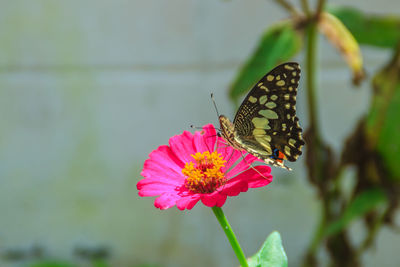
[200, 191, 227, 207]
[221, 179, 249, 196]
[138, 124, 273, 210]
[176, 194, 201, 210]
[226, 153, 264, 178]
[145, 145, 185, 175]
[215, 194, 227, 207]
[141, 159, 184, 183]
[154, 193, 181, 210]
[201, 194, 218, 207]
[215, 139, 262, 173]
[137, 179, 179, 197]
[219, 166, 273, 196]
[219, 181, 246, 196]
[230, 165, 272, 184]
[245, 166, 273, 188]
[193, 124, 217, 153]
[216, 143, 239, 170]
[169, 131, 196, 164]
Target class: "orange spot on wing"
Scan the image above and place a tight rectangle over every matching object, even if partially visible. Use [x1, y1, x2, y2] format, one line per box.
[277, 151, 286, 163]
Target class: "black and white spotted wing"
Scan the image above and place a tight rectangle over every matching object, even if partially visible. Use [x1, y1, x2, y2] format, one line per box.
[231, 62, 304, 169]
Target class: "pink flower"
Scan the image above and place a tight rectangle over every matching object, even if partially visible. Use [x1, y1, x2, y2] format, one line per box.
[137, 124, 273, 210]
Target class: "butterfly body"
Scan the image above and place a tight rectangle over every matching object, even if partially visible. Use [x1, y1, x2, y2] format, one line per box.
[219, 62, 305, 171]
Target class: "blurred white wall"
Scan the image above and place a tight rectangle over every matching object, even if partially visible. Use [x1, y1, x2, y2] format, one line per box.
[0, 1, 399, 266]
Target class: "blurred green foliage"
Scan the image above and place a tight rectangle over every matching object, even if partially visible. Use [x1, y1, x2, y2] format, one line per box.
[329, 7, 400, 48]
[325, 188, 387, 237]
[30, 261, 77, 267]
[229, 1, 400, 266]
[229, 22, 302, 103]
[28, 260, 158, 267]
[368, 50, 400, 181]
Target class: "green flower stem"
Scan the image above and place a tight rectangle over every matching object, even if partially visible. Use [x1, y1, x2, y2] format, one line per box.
[212, 206, 249, 267]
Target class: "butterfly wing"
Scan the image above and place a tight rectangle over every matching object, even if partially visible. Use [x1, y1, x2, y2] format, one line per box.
[233, 62, 305, 169]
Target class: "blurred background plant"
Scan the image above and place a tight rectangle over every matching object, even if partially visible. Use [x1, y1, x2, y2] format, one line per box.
[1, 0, 399, 266]
[229, 0, 400, 266]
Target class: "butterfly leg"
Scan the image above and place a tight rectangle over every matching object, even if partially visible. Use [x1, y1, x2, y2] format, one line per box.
[238, 151, 270, 179]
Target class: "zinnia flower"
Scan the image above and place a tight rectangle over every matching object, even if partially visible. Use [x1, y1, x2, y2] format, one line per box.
[137, 124, 273, 210]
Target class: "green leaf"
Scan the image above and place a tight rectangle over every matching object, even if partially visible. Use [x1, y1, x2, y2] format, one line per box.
[29, 261, 76, 267]
[366, 46, 400, 181]
[376, 86, 400, 181]
[248, 231, 288, 267]
[92, 259, 109, 267]
[329, 7, 400, 48]
[325, 188, 387, 237]
[229, 21, 302, 103]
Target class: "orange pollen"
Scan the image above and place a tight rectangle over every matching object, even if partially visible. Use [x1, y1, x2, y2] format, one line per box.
[182, 151, 227, 194]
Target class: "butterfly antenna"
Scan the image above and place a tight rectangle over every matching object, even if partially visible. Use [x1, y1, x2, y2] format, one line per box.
[190, 125, 203, 130]
[211, 93, 220, 118]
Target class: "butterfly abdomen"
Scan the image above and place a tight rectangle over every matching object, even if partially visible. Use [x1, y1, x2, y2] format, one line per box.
[219, 115, 243, 151]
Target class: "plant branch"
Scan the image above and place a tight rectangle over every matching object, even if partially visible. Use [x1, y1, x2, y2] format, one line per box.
[302, 9, 326, 267]
[305, 22, 319, 134]
[274, 0, 300, 16]
[316, 0, 326, 16]
[300, 0, 311, 16]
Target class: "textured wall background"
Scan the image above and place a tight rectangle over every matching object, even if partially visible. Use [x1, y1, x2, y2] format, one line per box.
[0, 1, 399, 266]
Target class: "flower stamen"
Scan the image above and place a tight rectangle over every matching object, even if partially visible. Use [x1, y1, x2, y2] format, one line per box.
[182, 151, 226, 194]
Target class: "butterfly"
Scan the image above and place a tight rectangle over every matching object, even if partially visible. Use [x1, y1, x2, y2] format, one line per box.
[219, 62, 304, 171]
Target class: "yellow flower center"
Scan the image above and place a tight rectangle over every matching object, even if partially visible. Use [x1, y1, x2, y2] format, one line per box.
[182, 151, 227, 194]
